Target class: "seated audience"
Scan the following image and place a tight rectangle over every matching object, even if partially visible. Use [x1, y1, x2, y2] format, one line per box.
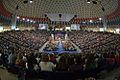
[39, 54, 55, 71]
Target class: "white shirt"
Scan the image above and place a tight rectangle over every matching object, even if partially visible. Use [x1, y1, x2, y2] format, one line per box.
[39, 61, 55, 71]
[36, 57, 40, 63]
[0, 53, 2, 57]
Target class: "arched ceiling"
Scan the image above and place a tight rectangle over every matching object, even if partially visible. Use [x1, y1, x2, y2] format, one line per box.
[2, 0, 118, 19]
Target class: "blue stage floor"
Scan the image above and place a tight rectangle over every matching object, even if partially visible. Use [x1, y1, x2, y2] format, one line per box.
[44, 41, 78, 54]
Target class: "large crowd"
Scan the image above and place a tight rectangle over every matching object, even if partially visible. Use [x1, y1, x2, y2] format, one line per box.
[68, 30, 120, 54]
[0, 49, 120, 80]
[0, 30, 50, 55]
[0, 30, 120, 80]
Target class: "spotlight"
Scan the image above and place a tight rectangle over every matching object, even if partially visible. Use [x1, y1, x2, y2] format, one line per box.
[99, 18, 102, 20]
[30, 20, 33, 22]
[22, 18, 25, 20]
[29, 0, 33, 3]
[27, 19, 30, 22]
[90, 20, 93, 23]
[87, 0, 91, 3]
[17, 16, 20, 19]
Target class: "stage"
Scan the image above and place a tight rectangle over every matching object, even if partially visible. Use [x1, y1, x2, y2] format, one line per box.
[43, 41, 81, 54]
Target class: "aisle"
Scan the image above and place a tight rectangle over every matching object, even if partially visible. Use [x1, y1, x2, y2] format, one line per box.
[56, 41, 64, 53]
[39, 41, 49, 52]
[0, 67, 44, 80]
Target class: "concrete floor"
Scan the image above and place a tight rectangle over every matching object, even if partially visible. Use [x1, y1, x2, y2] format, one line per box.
[0, 67, 17, 80]
[0, 67, 43, 80]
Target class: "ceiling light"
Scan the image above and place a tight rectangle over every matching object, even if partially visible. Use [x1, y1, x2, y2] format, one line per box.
[87, 0, 91, 3]
[87, 2, 90, 3]
[99, 18, 102, 20]
[17, 16, 20, 19]
[27, 19, 30, 22]
[29, 0, 33, 3]
[90, 20, 93, 23]
[30, 20, 33, 22]
[22, 18, 25, 20]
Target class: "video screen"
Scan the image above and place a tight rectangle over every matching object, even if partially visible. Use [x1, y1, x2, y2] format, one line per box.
[38, 24, 48, 30]
[71, 24, 80, 30]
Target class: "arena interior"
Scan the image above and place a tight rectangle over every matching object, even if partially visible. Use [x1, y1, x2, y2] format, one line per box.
[0, 0, 120, 80]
